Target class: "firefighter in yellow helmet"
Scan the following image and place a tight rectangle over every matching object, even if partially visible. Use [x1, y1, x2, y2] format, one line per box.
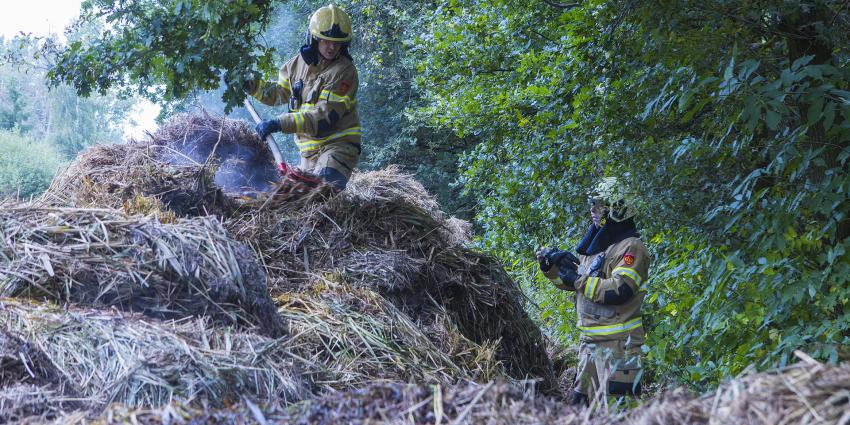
[248, 5, 360, 190]
[536, 177, 650, 407]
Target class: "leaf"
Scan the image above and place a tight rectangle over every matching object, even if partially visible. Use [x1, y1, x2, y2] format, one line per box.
[807, 95, 825, 126]
[822, 101, 836, 130]
[765, 109, 781, 131]
[791, 55, 815, 71]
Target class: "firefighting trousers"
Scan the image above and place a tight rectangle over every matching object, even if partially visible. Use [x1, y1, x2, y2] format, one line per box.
[575, 338, 643, 397]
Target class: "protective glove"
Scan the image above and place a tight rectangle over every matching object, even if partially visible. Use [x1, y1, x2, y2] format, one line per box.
[536, 248, 555, 272]
[548, 250, 579, 271]
[256, 119, 282, 140]
[558, 267, 580, 290]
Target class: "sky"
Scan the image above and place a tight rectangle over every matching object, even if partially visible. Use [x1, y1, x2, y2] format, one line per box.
[0, 0, 82, 40]
[0, 0, 160, 139]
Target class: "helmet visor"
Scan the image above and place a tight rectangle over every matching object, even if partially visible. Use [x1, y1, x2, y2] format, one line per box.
[588, 195, 606, 209]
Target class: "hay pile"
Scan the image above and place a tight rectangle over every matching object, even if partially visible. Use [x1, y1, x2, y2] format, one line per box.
[31, 113, 555, 388]
[32, 362, 850, 424]
[0, 113, 557, 422]
[0, 206, 285, 337]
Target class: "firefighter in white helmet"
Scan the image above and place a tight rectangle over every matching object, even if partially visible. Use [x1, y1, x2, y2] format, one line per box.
[247, 5, 360, 191]
[537, 177, 650, 406]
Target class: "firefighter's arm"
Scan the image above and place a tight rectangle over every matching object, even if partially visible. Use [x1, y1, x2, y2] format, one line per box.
[542, 268, 577, 291]
[575, 249, 648, 305]
[537, 248, 579, 291]
[279, 67, 358, 136]
[250, 66, 293, 107]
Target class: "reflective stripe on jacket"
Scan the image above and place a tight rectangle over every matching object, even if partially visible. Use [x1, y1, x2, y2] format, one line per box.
[251, 54, 360, 154]
[574, 237, 650, 343]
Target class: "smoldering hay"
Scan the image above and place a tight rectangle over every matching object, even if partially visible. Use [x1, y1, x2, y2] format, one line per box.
[2, 112, 848, 424]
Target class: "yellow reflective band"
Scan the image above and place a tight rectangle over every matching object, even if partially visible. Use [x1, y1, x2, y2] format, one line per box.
[584, 276, 599, 299]
[251, 80, 266, 98]
[295, 127, 361, 152]
[612, 267, 644, 288]
[292, 113, 304, 133]
[279, 79, 291, 90]
[578, 318, 643, 336]
[320, 90, 356, 109]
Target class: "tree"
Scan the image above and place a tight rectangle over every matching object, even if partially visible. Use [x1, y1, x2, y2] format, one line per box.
[0, 129, 65, 198]
[1, 32, 136, 158]
[412, 0, 850, 386]
[0, 79, 32, 132]
[47, 0, 280, 112]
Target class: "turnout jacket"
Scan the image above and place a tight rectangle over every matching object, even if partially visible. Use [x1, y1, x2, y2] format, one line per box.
[547, 221, 650, 344]
[571, 237, 649, 343]
[250, 53, 360, 154]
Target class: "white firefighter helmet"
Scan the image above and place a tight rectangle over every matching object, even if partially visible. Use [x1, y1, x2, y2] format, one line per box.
[588, 177, 636, 222]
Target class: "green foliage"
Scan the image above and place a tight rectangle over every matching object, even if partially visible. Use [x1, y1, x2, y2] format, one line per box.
[2, 35, 136, 158]
[412, 0, 850, 387]
[0, 80, 32, 132]
[48, 0, 279, 112]
[0, 129, 65, 198]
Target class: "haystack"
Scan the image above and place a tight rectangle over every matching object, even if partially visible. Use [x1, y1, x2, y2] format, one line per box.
[0, 298, 304, 421]
[33, 113, 556, 391]
[0, 206, 285, 337]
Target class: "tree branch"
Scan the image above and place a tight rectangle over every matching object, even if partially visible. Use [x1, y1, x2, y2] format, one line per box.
[541, 0, 580, 10]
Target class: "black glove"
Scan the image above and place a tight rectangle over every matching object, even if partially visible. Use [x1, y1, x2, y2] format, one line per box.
[538, 248, 555, 272]
[558, 267, 580, 289]
[256, 119, 282, 140]
[547, 250, 579, 271]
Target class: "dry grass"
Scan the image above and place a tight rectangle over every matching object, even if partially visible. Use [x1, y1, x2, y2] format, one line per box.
[625, 356, 850, 425]
[60, 362, 850, 424]
[0, 298, 304, 423]
[0, 206, 285, 337]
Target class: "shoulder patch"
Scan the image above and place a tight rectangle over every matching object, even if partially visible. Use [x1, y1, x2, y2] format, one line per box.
[336, 80, 351, 94]
[623, 253, 636, 265]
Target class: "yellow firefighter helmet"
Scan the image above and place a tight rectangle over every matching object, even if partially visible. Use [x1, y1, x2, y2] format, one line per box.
[308, 5, 352, 43]
[589, 177, 637, 222]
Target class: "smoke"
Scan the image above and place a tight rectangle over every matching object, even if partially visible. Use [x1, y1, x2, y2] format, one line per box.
[163, 126, 280, 196]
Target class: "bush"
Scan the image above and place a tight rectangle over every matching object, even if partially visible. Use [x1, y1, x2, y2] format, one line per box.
[0, 129, 65, 199]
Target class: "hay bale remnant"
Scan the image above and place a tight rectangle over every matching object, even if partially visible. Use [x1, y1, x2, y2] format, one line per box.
[0, 206, 285, 337]
[42, 112, 277, 216]
[231, 166, 557, 390]
[0, 329, 81, 423]
[0, 299, 305, 415]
